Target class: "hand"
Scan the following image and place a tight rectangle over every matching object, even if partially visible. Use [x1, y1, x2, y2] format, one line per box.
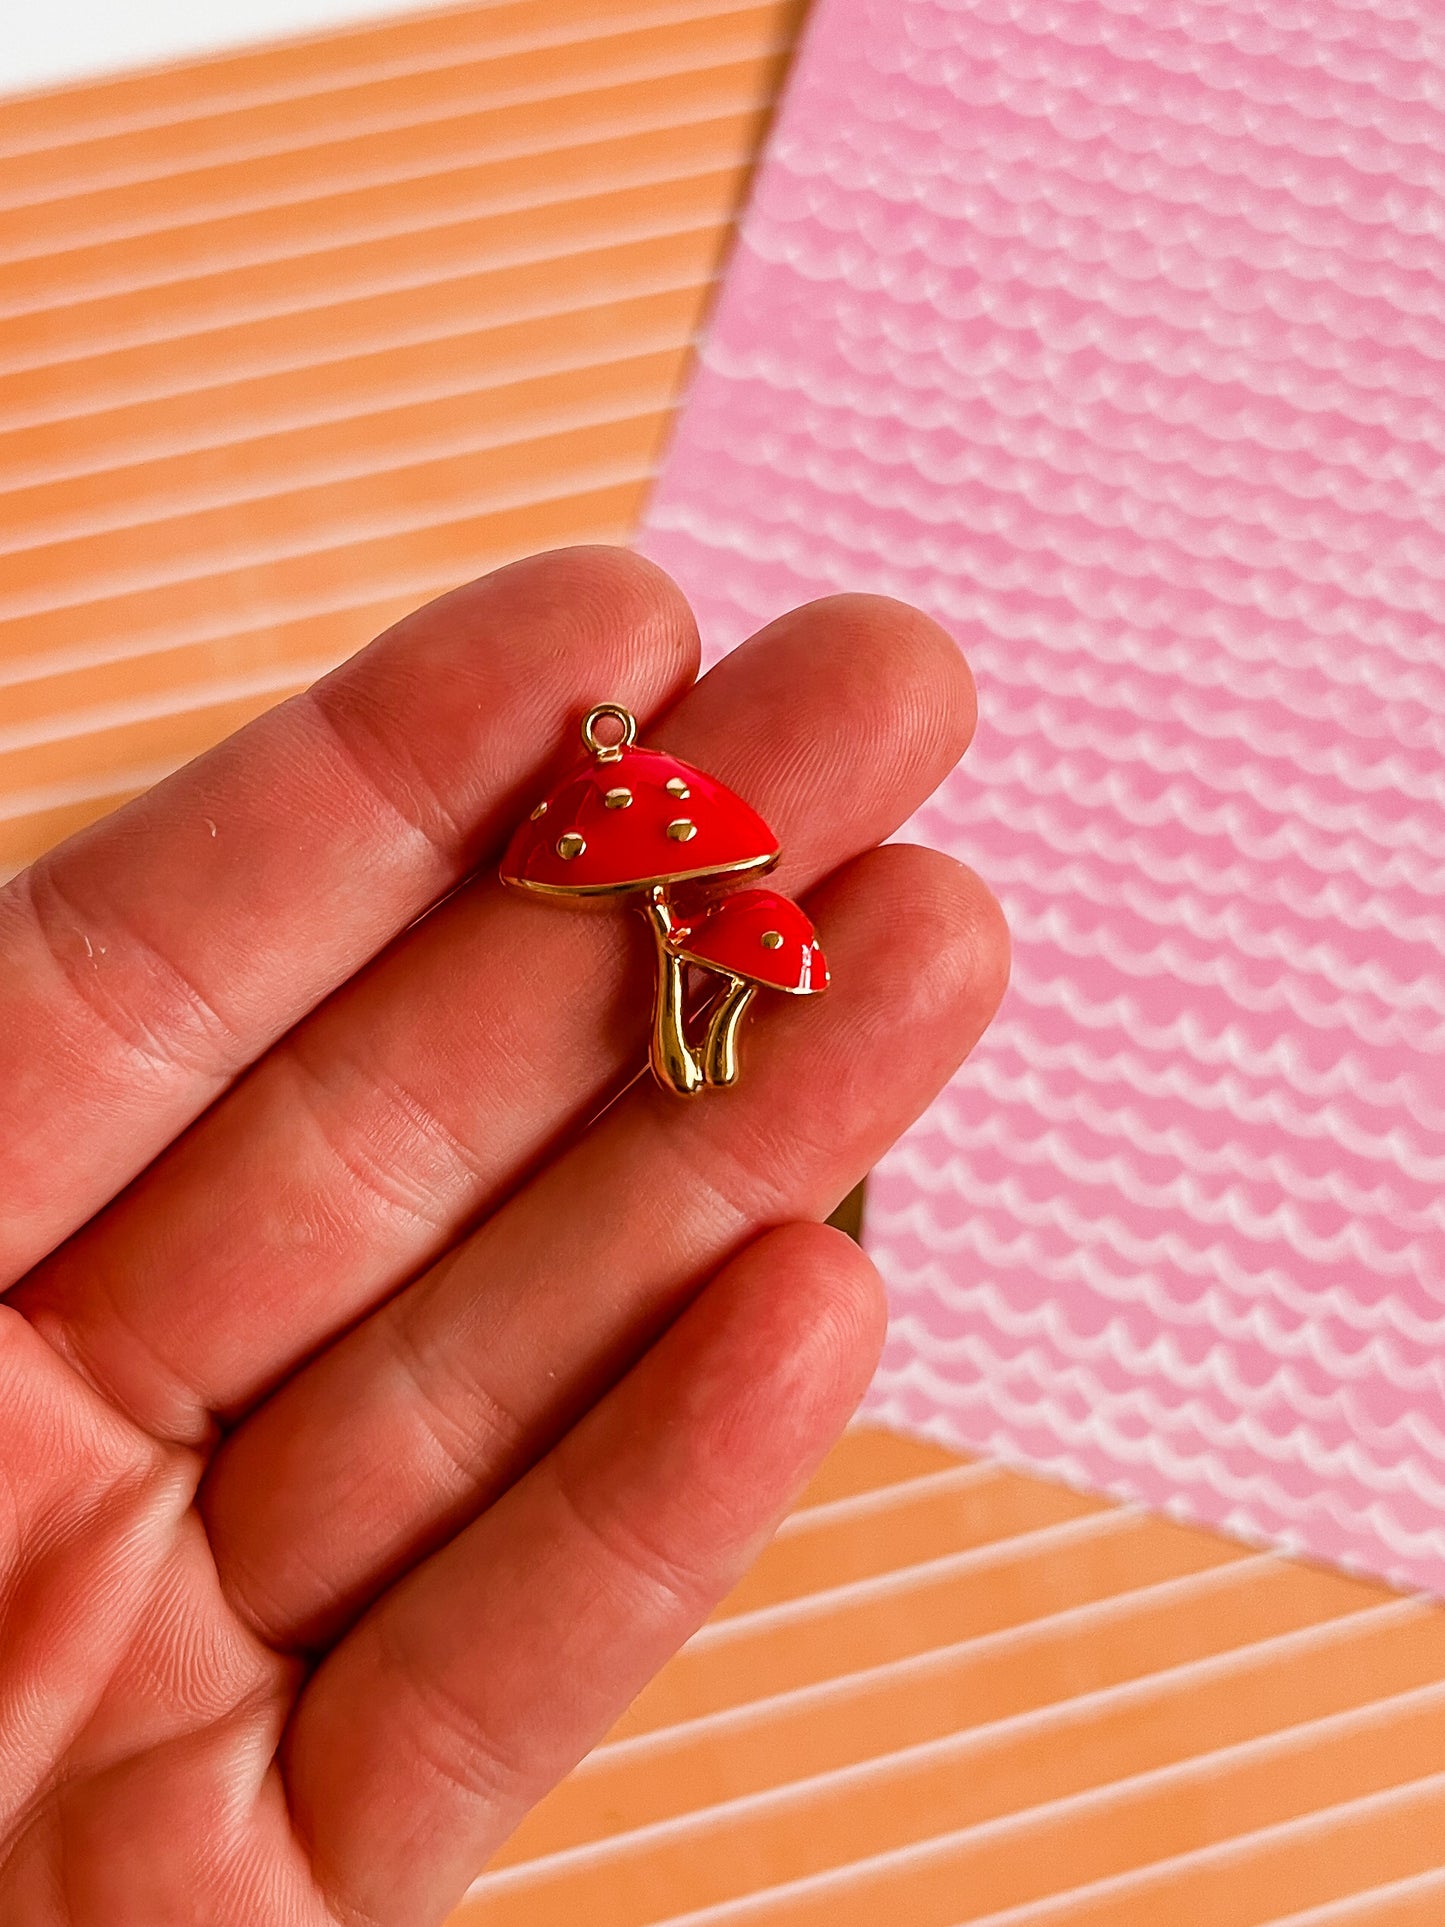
[0, 549, 1007, 1926]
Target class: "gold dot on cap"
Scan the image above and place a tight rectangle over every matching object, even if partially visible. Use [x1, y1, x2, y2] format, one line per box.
[665, 818, 697, 843]
[556, 831, 586, 860]
[665, 777, 691, 799]
[530, 799, 548, 819]
[760, 930, 784, 949]
[603, 787, 633, 810]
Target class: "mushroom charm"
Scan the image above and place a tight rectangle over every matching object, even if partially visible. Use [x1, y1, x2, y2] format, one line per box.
[668, 889, 829, 1087]
[499, 703, 814, 1096]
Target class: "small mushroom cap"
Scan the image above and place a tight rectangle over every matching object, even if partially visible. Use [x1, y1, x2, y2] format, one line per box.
[671, 888, 828, 994]
[501, 745, 779, 896]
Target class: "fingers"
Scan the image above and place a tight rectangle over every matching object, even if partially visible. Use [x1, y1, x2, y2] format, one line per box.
[205, 844, 1008, 1647]
[286, 1220, 886, 1927]
[18, 596, 976, 1445]
[0, 547, 699, 1284]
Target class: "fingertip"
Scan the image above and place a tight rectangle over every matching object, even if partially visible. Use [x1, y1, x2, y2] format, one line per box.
[754, 1217, 889, 1396]
[888, 844, 1011, 1032]
[698, 1221, 888, 1496]
[781, 590, 978, 770]
[811, 1225, 890, 1421]
[955, 857, 1012, 1022]
[822, 840, 1011, 1047]
[484, 545, 703, 695]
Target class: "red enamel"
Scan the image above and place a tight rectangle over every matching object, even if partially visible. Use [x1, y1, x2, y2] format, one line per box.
[670, 888, 828, 995]
[500, 745, 779, 895]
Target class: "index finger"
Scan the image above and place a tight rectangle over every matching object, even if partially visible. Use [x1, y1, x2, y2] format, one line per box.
[0, 547, 698, 1285]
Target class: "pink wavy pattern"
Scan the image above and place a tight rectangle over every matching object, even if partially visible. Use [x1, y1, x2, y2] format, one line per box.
[640, 0, 1445, 1593]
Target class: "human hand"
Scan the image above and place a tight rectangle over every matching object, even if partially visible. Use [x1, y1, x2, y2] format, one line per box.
[0, 549, 1007, 1925]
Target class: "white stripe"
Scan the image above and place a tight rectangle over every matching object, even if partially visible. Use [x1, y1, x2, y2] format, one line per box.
[481, 1600, 1423, 1892]
[0, 457, 656, 626]
[0, 379, 681, 561]
[0, 456, 639, 692]
[0, 757, 185, 824]
[685, 1507, 1147, 1650]
[950, 1779, 1445, 1927]
[587, 1551, 1287, 1767]
[0, 301, 708, 490]
[0, 230, 718, 401]
[0, 576, 455, 689]
[0, 19, 797, 211]
[558, 1768, 1445, 1927]
[0, 659, 332, 754]
[2, 59, 786, 273]
[774, 1459, 1002, 1535]
[0, 173, 738, 373]
[0, 101, 763, 314]
[0, 585, 421, 693]
[0, 0, 781, 149]
[1262, 1867, 1445, 1926]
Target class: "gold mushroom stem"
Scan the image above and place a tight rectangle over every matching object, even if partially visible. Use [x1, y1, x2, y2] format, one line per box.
[642, 888, 704, 1096]
[702, 974, 756, 1088]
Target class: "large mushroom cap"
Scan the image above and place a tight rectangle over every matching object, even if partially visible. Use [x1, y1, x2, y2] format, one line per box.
[501, 744, 779, 897]
[671, 888, 827, 994]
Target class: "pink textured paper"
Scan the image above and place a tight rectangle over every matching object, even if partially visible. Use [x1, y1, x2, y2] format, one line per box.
[641, 0, 1445, 1592]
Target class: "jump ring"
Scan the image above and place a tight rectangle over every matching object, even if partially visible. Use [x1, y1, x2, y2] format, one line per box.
[580, 702, 638, 760]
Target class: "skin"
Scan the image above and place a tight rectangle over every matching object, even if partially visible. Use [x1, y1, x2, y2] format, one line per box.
[0, 547, 1009, 1927]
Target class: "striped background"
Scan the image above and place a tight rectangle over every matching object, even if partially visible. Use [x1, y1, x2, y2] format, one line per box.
[0, 0, 803, 873]
[2, 3, 1443, 1920]
[458, 1425, 1445, 1924]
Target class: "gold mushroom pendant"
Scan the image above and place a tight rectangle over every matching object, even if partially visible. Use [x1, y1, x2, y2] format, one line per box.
[499, 703, 829, 1095]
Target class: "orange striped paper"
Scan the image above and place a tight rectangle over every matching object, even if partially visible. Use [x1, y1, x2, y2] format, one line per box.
[458, 1427, 1445, 1926]
[0, 0, 806, 872]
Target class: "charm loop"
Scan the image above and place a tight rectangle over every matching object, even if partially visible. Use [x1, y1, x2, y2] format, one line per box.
[579, 702, 638, 762]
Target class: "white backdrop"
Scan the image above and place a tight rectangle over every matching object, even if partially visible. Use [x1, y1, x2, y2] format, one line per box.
[3, 0, 448, 95]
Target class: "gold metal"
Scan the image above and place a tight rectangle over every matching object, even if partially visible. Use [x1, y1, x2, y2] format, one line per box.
[580, 702, 638, 763]
[643, 889, 704, 1096]
[665, 777, 691, 799]
[760, 930, 783, 949]
[604, 787, 633, 810]
[702, 976, 754, 1087]
[666, 818, 698, 842]
[555, 831, 586, 860]
[504, 849, 777, 900]
[530, 799, 548, 819]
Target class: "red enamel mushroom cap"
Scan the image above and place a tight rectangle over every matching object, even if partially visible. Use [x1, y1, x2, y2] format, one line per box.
[670, 888, 828, 995]
[501, 715, 779, 898]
